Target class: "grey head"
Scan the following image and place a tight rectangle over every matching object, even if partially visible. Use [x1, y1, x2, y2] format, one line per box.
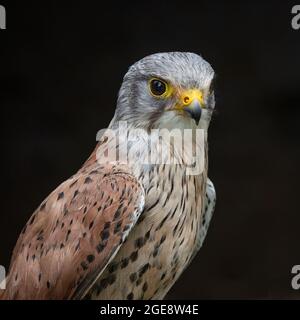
[113, 52, 216, 130]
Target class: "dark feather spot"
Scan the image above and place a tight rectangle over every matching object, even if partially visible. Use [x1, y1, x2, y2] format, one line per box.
[153, 246, 159, 258]
[113, 209, 121, 220]
[96, 286, 102, 296]
[171, 203, 179, 219]
[89, 221, 94, 230]
[139, 263, 150, 277]
[129, 273, 137, 282]
[63, 206, 69, 216]
[123, 224, 130, 232]
[160, 234, 166, 244]
[86, 254, 95, 263]
[57, 192, 64, 200]
[21, 225, 27, 234]
[146, 199, 159, 212]
[69, 179, 78, 188]
[127, 292, 134, 300]
[75, 241, 80, 251]
[100, 278, 108, 289]
[100, 229, 110, 241]
[137, 213, 146, 224]
[108, 262, 118, 273]
[130, 251, 138, 262]
[107, 274, 116, 285]
[114, 221, 122, 234]
[96, 242, 106, 253]
[29, 215, 36, 225]
[135, 237, 144, 249]
[81, 261, 88, 271]
[155, 214, 169, 231]
[104, 222, 111, 229]
[142, 282, 148, 292]
[66, 229, 71, 241]
[145, 229, 151, 241]
[73, 190, 79, 199]
[84, 177, 93, 184]
[120, 258, 129, 269]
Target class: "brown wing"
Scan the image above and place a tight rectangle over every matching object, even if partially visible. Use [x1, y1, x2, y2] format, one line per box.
[1, 163, 145, 300]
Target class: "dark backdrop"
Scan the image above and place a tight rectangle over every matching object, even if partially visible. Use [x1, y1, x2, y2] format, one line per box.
[0, 1, 299, 299]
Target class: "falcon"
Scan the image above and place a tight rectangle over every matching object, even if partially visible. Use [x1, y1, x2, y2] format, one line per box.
[0, 52, 216, 300]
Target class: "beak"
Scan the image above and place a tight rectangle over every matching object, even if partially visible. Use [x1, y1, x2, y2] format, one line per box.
[175, 89, 205, 125]
[183, 99, 202, 125]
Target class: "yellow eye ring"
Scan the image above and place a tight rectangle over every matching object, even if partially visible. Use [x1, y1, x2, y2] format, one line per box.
[148, 78, 171, 98]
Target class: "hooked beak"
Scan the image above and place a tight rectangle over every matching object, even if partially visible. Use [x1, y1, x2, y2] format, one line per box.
[174, 89, 205, 125]
[183, 99, 202, 125]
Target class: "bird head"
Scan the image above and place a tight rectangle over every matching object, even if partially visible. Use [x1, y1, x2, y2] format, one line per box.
[114, 52, 215, 131]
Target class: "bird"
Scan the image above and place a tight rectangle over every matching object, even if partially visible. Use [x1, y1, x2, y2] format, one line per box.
[0, 52, 216, 300]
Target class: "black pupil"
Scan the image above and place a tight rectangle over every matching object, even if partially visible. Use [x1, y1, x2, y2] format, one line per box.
[151, 80, 166, 95]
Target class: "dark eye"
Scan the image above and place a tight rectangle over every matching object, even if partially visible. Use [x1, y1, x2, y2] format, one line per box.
[149, 79, 167, 96]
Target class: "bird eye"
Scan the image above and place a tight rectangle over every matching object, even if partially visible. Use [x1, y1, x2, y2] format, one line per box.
[149, 78, 167, 96]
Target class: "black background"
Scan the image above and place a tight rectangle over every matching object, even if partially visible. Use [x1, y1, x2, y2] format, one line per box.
[0, 0, 299, 299]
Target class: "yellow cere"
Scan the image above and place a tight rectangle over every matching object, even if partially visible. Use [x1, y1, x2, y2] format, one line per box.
[181, 89, 204, 106]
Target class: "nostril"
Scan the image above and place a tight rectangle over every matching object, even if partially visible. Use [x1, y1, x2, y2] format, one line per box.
[183, 96, 190, 104]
